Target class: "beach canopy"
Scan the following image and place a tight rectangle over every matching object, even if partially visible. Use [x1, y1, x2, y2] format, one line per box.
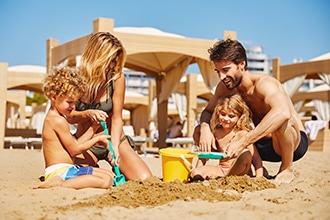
[272, 55, 330, 121]
[46, 17, 230, 148]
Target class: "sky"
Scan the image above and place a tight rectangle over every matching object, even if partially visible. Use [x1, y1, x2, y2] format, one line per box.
[0, 0, 329, 74]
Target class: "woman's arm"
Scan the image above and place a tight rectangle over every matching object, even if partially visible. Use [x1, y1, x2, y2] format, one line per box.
[67, 108, 108, 125]
[66, 109, 92, 124]
[109, 74, 126, 160]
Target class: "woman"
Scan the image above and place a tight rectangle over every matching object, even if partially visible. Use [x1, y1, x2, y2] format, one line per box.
[67, 32, 152, 180]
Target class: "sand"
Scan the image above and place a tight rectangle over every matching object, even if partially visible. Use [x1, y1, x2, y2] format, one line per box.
[1, 148, 330, 220]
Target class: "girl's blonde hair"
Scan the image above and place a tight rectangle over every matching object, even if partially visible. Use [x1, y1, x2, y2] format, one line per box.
[80, 32, 126, 102]
[210, 94, 253, 133]
[42, 66, 86, 99]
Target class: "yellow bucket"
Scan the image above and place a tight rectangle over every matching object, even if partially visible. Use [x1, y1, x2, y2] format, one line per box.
[159, 148, 196, 183]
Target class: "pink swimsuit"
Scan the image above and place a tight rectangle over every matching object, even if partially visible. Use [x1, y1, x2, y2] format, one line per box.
[219, 165, 230, 174]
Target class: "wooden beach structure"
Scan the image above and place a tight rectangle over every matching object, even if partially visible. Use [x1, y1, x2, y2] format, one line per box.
[272, 58, 330, 151]
[0, 64, 45, 149]
[1, 17, 329, 152]
[45, 17, 223, 148]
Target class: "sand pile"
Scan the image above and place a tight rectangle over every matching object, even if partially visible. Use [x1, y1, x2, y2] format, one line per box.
[59, 175, 275, 209]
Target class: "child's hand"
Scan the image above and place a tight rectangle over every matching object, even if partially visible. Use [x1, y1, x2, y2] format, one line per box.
[97, 135, 111, 146]
[107, 151, 115, 166]
[107, 150, 120, 167]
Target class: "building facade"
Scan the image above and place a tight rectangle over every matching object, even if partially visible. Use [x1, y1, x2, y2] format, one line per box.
[246, 45, 271, 75]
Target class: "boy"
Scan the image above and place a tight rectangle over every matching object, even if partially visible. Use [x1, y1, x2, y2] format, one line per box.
[34, 66, 114, 189]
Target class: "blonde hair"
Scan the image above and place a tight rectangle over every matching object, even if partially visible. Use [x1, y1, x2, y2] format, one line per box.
[42, 66, 86, 99]
[80, 32, 126, 102]
[210, 94, 252, 133]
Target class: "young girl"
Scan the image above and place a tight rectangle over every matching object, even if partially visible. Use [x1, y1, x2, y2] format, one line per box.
[66, 32, 152, 180]
[34, 66, 115, 189]
[190, 94, 263, 180]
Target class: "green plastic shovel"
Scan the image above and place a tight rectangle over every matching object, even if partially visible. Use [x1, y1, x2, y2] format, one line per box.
[100, 121, 126, 186]
[193, 152, 227, 159]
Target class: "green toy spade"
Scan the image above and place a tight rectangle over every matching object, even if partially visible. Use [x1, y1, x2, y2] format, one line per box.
[100, 121, 126, 186]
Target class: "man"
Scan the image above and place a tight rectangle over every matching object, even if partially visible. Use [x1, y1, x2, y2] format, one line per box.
[193, 39, 308, 183]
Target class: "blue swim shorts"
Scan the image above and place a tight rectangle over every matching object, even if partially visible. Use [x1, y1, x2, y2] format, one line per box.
[64, 164, 94, 180]
[45, 163, 94, 181]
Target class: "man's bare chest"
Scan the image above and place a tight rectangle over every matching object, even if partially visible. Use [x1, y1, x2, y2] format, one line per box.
[241, 93, 269, 124]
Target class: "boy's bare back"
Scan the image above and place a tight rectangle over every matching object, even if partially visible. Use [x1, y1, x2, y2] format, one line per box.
[42, 109, 76, 168]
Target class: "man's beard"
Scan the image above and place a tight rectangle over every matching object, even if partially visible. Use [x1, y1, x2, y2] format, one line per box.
[223, 76, 242, 90]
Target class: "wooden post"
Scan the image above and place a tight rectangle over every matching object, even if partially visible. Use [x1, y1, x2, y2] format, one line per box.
[272, 58, 280, 81]
[156, 77, 168, 149]
[223, 30, 237, 40]
[46, 38, 59, 73]
[148, 80, 155, 122]
[186, 74, 197, 139]
[93, 17, 114, 33]
[147, 80, 155, 147]
[17, 90, 26, 128]
[0, 62, 8, 149]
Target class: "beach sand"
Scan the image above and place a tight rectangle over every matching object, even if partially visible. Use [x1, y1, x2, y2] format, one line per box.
[1, 148, 329, 220]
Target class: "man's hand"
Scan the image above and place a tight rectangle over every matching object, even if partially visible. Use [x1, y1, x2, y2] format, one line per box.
[223, 139, 246, 159]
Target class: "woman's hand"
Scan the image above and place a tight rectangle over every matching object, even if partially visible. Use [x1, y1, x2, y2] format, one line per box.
[88, 110, 108, 124]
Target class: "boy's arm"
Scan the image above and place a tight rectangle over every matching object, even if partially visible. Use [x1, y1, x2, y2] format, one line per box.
[76, 122, 102, 144]
[53, 116, 109, 156]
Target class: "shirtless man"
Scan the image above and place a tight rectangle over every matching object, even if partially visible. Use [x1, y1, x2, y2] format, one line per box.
[193, 39, 308, 183]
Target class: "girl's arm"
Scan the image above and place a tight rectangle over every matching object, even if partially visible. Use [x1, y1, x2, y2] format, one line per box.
[248, 145, 263, 177]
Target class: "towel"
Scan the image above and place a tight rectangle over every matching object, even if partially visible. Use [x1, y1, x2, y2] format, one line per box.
[304, 120, 327, 141]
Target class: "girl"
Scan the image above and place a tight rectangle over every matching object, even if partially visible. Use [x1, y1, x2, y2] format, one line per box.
[190, 94, 263, 180]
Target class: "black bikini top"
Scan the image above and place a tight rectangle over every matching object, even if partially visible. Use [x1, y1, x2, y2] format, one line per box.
[76, 81, 114, 113]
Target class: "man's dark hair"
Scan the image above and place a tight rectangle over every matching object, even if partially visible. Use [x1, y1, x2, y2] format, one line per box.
[208, 39, 248, 70]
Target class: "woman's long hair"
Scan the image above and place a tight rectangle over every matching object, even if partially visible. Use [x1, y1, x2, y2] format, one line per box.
[80, 32, 126, 102]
